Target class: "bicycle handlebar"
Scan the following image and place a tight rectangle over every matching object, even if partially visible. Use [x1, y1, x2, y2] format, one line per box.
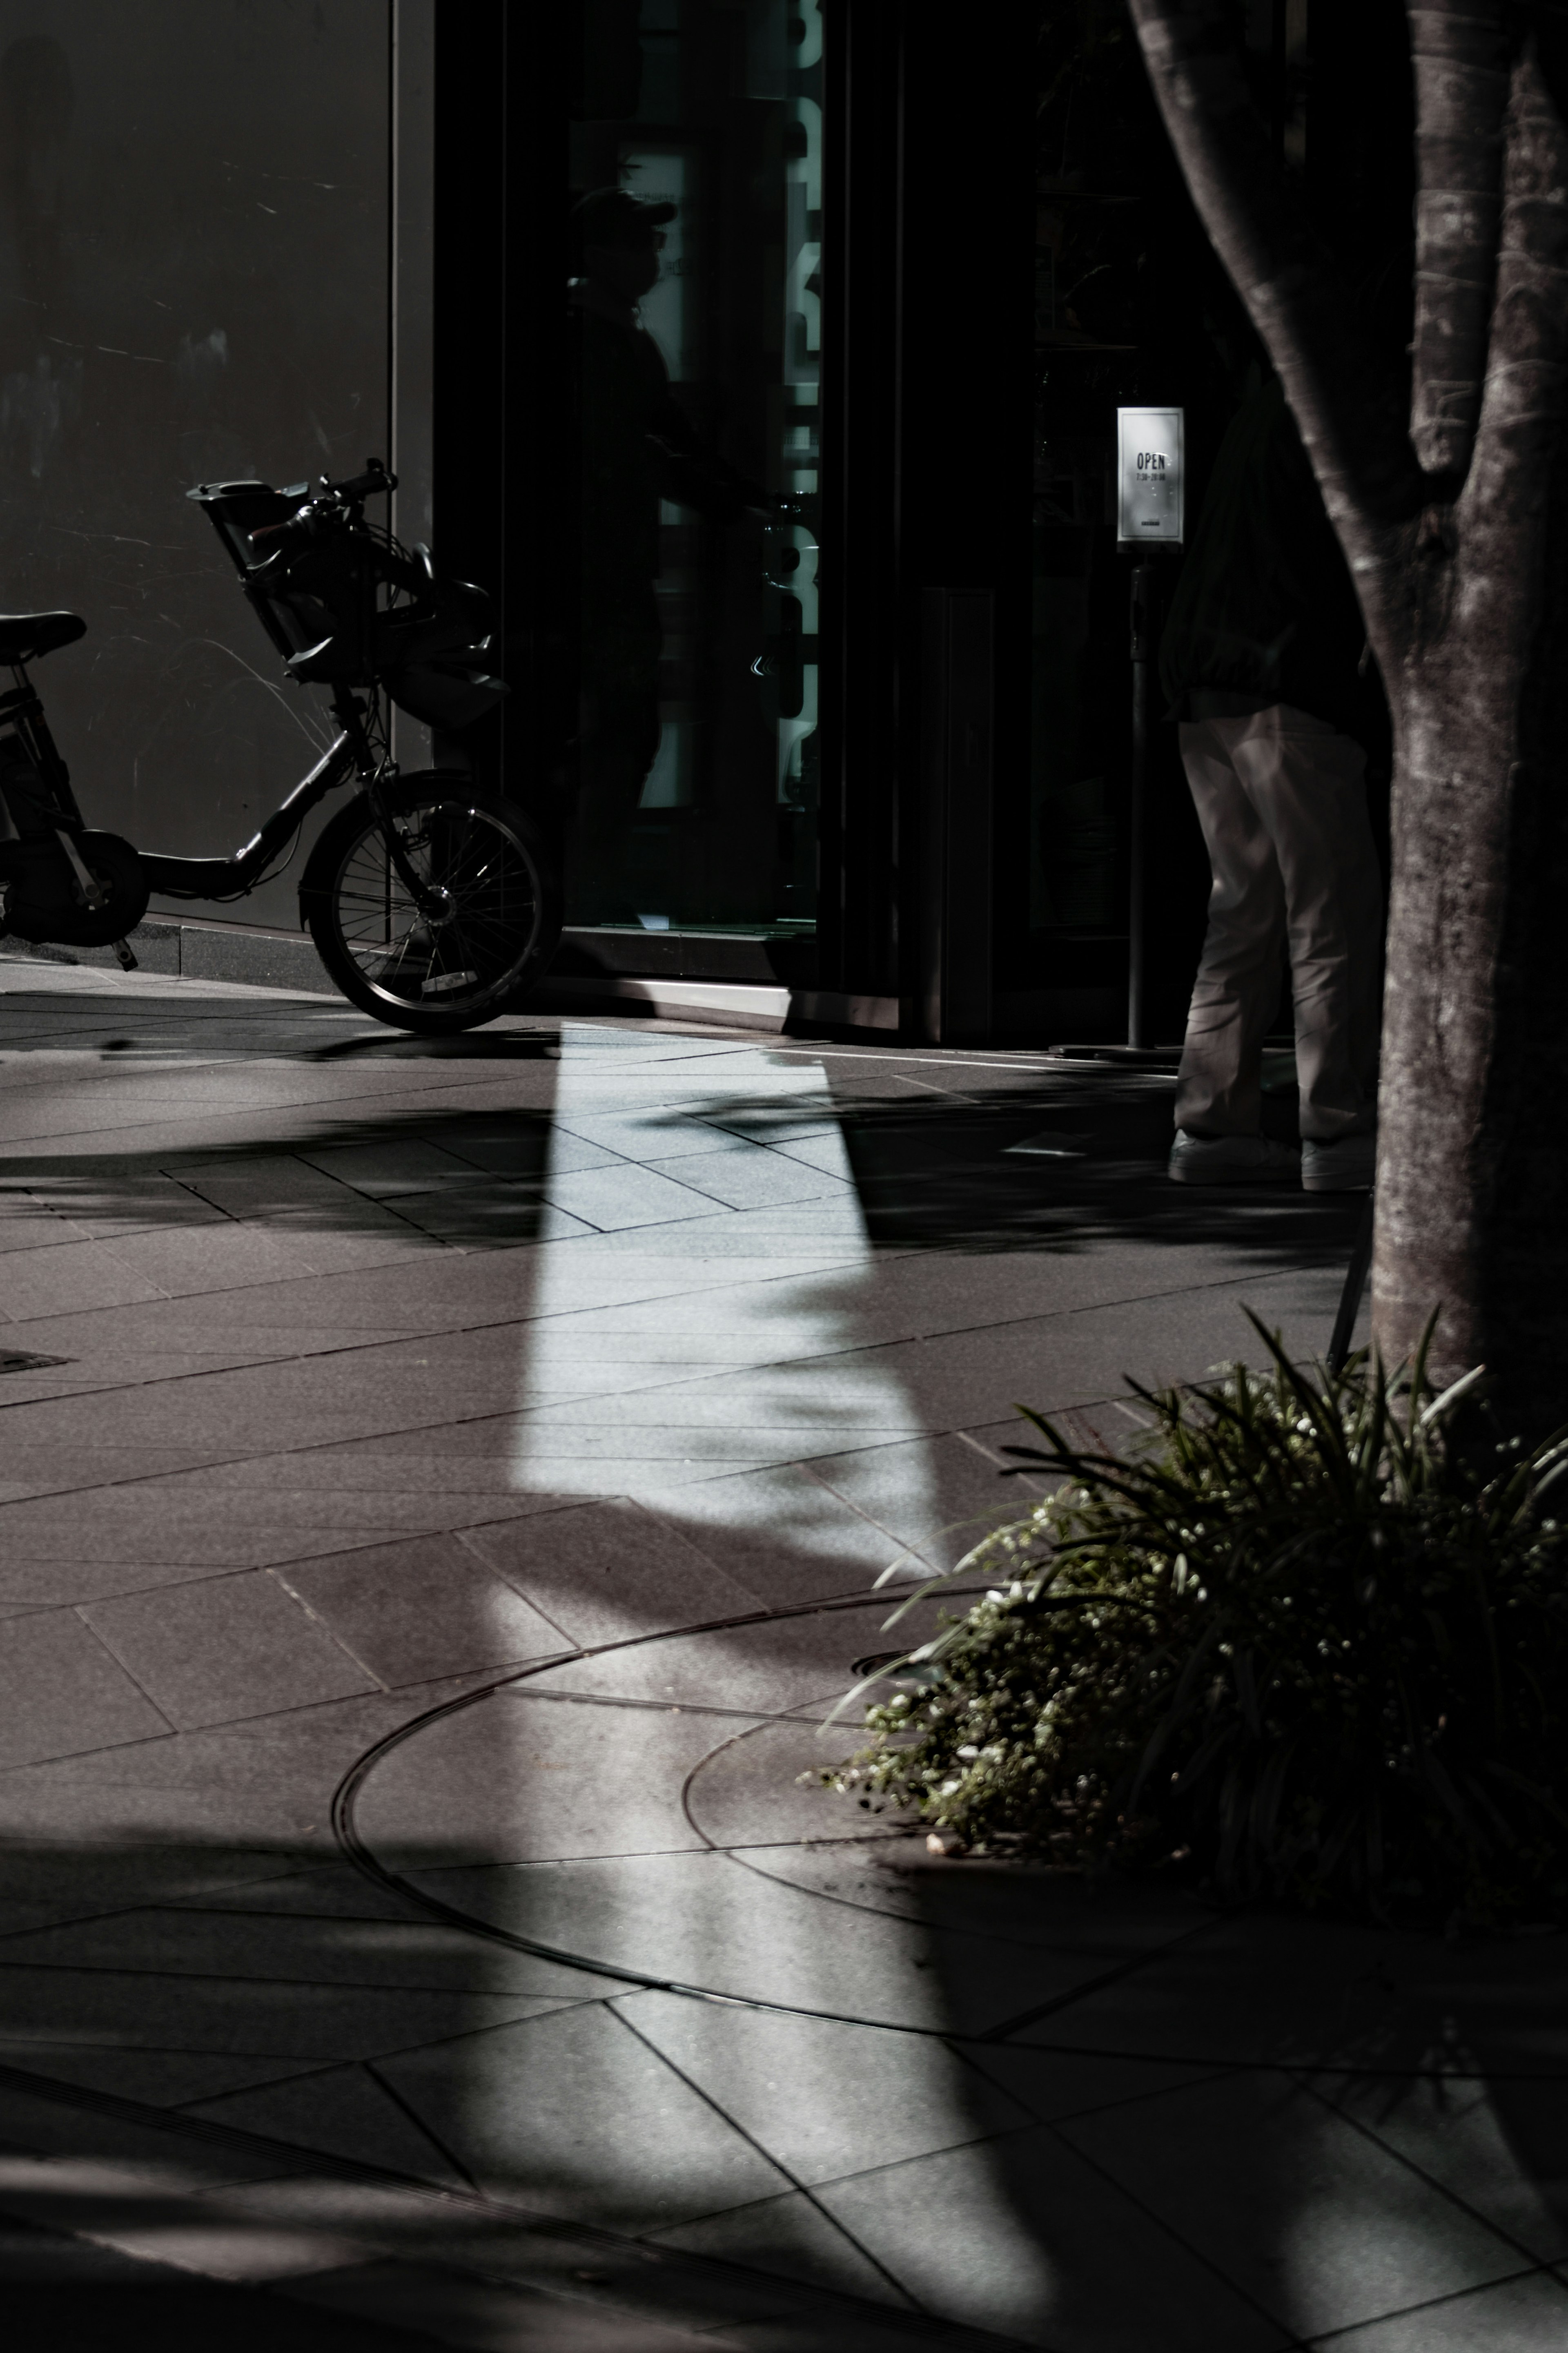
[326, 461, 397, 501]
[247, 460, 401, 557]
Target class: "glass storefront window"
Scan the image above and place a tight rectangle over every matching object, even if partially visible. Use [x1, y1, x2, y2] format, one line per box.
[566, 0, 823, 943]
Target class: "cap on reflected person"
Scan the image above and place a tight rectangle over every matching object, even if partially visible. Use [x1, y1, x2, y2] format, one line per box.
[572, 187, 676, 254]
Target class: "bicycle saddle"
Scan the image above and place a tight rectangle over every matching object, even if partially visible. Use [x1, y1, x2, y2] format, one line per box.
[0, 612, 86, 665]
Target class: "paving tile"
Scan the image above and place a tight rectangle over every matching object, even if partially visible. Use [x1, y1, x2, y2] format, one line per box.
[0, 2040, 338, 2109]
[298, 1140, 485, 1197]
[376, 2002, 785, 2231]
[183, 2060, 474, 2188]
[542, 1162, 726, 1233]
[0, 1442, 237, 1506]
[178, 1153, 392, 1220]
[1020, 1906, 1568, 2075]
[180, 1857, 472, 1924]
[553, 1108, 756, 1162]
[811, 2127, 1285, 2351]
[626, 1465, 908, 1606]
[0, 1547, 378, 1610]
[619, 1988, 1031, 2186]
[517, 1323, 828, 1369]
[82, 1223, 323, 1297]
[462, 1499, 762, 1646]
[386, 1185, 573, 1247]
[0, 1836, 298, 1935]
[816, 1271, 1356, 1435]
[0, 1358, 504, 1460]
[1058, 2070, 1534, 2342]
[604, 1199, 870, 1246]
[710, 2315, 980, 2352]
[80, 1570, 377, 1728]
[446, 1124, 612, 1177]
[762, 1131, 860, 1175]
[0, 1724, 378, 1851]
[0, 1609, 170, 1767]
[754, 1836, 1211, 1961]
[701, 1111, 844, 1143]
[953, 2043, 1227, 2128]
[678, 1711, 917, 1852]
[0, 1239, 167, 1321]
[0, 2166, 385, 2291]
[0, 1958, 570, 2060]
[0, 1481, 510, 1570]
[1313, 2071, 1568, 2267]
[509, 1428, 911, 1497]
[354, 1686, 750, 1869]
[515, 1602, 885, 1717]
[1302, 2268, 1568, 2350]
[207, 2171, 804, 2331]
[806, 1430, 1042, 1572]
[0, 1207, 96, 1253]
[276, 1536, 570, 1687]
[0, 2089, 287, 2192]
[0, 1899, 592, 1999]
[641, 1149, 850, 1212]
[516, 1364, 928, 1435]
[650, 2190, 908, 2312]
[285, 2258, 721, 2350]
[398, 1844, 973, 2030]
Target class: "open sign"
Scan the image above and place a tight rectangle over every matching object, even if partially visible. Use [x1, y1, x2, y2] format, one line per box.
[1116, 407, 1184, 547]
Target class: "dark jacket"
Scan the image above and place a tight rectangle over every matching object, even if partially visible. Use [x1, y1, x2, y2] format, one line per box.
[1159, 371, 1377, 744]
[571, 282, 757, 636]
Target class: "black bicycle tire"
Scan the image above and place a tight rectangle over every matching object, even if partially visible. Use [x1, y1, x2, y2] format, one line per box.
[306, 777, 561, 1034]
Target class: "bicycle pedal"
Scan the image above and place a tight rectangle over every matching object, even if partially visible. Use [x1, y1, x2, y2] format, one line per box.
[111, 937, 139, 972]
[421, 968, 478, 997]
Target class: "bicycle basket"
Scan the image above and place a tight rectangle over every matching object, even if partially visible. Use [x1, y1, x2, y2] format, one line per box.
[188, 479, 508, 723]
[377, 575, 509, 730]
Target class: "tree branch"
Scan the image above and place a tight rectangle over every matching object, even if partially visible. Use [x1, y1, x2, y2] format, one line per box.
[1410, 4, 1511, 487]
[1459, 52, 1568, 636]
[1128, 0, 1427, 560]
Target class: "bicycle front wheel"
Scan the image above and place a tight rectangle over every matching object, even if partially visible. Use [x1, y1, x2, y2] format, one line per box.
[306, 780, 561, 1033]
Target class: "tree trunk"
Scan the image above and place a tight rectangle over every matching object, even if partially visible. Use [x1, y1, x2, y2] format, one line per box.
[1129, 2, 1568, 1436]
[1374, 51, 1568, 1433]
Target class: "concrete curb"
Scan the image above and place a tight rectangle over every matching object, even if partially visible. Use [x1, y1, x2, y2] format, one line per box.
[7, 916, 338, 995]
[5, 919, 904, 1035]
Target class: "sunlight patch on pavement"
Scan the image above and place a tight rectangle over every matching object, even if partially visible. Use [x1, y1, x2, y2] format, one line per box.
[509, 1028, 935, 1558]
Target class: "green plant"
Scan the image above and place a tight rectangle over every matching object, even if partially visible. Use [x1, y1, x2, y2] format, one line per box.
[822, 1317, 1568, 1926]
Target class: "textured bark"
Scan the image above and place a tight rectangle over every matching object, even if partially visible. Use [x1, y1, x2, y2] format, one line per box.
[1128, 1, 1568, 1433]
[1410, 6, 1510, 482]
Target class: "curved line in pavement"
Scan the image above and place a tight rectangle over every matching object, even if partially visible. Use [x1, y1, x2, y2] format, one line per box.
[331, 1589, 1544, 2082]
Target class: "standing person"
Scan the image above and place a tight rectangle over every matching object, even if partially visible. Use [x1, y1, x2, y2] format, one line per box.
[1160, 366, 1384, 1190]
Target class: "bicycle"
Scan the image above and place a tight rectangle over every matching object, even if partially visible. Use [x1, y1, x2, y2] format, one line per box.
[0, 459, 562, 1034]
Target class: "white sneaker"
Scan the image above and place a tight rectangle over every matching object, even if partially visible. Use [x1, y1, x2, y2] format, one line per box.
[1168, 1130, 1301, 1186]
[1301, 1132, 1376, 1192]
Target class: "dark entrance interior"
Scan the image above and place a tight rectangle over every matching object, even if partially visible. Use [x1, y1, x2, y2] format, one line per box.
[428, 0, 1410, 1039]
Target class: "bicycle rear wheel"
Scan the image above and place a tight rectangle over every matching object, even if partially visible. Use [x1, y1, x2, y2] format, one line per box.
[305, 778, 561, 1033]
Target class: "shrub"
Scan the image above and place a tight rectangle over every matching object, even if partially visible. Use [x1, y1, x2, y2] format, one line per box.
[822, 1318, 1568, 1927]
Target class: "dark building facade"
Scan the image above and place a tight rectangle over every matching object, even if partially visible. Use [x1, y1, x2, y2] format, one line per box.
[0, 2, 1404, 1037]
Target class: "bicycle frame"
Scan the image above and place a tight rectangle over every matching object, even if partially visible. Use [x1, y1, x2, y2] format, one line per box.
[138, 689, 370, 904]
[140, 688, 455, 922]
[138, 727, 359, 903]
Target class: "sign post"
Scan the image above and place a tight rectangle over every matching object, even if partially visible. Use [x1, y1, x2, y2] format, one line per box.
[1116, 407, 1184, 1050]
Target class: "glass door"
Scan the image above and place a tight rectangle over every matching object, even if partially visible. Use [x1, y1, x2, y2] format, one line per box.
[565, 0, 824, 961]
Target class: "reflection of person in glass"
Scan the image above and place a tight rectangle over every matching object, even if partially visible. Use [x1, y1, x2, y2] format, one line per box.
[568, 187, 778, 922]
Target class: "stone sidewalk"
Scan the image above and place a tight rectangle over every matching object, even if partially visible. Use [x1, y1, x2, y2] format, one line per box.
[0, 958, 1561, 2351]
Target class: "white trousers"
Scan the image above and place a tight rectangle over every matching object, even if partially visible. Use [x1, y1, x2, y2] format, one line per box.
[1175, 705, 1383, 1142]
